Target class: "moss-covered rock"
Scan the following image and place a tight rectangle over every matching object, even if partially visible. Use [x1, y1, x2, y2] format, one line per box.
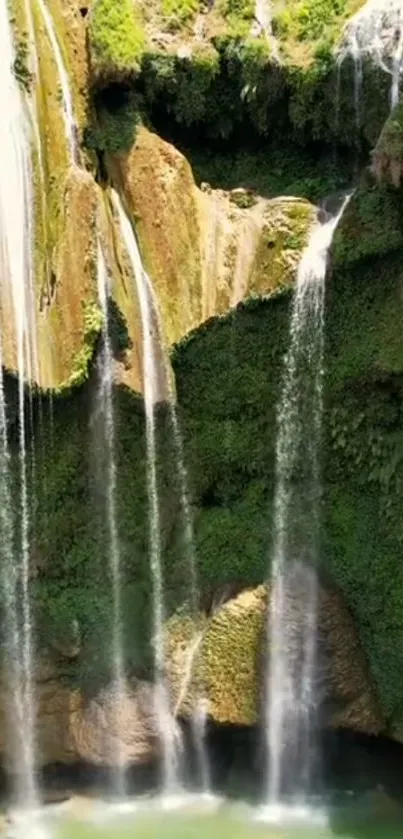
[371, 102, 403, 188]
[84, 0, 391, 160]
[88, 0, 146, 85]
[166, 583, 383, 732]
[107, 126, 314, 350]
[332, 173, 403, 268]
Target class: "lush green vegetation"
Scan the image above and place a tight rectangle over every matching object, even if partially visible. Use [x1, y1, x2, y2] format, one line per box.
[161, 0, 200, 27]
[273, 0, 357, 47]
[86, 44, 388, 163]
[85, 0, 389, 156]
[11, 166, 403, 730]
[187, 145, 353, 203]
[63, 301, 104, 390]
[85, 88, 140, 153]
[89, 0, 146, 82]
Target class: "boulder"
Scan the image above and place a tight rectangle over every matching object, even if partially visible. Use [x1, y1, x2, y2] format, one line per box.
[167, 581, 384, 734]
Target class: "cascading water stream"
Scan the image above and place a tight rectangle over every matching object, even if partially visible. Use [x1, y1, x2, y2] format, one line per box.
[96, 241, 127, 799]
[36, 0, 78, 162]
[111, 190, 179, 795]
[265, 197, 350, 818]
[253, 0, 279, 60]
[337, 0, 403, 116]
[144, 275, 211, 795]
[0, 0, 38, 812]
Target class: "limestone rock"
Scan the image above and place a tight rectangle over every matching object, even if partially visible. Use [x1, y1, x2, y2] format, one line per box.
[69, 680, 159, 766]
[167, 582, 384, 734]
[107, 127, 314, 353]
[0, 676, 158, 769]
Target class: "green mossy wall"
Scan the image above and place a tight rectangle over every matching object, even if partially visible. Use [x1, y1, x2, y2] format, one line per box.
[3, 161, 403, 736]
[6, 0, 403, 742]
[87, 44, 389, 165]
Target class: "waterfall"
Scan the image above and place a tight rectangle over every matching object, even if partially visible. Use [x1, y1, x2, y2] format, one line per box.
[338, 0, 403, 114]
[96, 241, 127, 798]
[36, 0, 78, 161]
[144, 270, 211, 796]
[111, 190, 180, 794]
[253, 0, 279, 60]
[265, 197, 350, 817]
[0, 0, 37, 811]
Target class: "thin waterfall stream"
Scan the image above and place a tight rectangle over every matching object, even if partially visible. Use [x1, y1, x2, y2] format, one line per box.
[36, 0, 78, 162]
[111, 190, 180, 795]
[111, 189, 210, 797]
[145, 276, 211, 795]
[264, 197, 351, 819]
[0, 0, 38, 813]
[96, 241, 127, 798]
[337, 0, 403, 115]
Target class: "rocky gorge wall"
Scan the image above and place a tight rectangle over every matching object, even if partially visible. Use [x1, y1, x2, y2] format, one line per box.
[2, 0, 403, 773]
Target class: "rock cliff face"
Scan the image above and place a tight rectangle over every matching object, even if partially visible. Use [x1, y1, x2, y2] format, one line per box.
[166, 584, 384, 735]
[2, 0, 403, 771]
[108, 127, 314, 349]
[0, 584, 384, 769]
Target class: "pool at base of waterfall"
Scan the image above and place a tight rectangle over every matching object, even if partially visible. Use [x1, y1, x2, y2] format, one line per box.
[3, 793, 403, 839]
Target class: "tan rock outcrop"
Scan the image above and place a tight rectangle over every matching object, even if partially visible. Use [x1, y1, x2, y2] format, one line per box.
[0, 675, 159, 770]
[0, 577, 385, 771]
[108, 127, 314, 352]
[69, 681, 159, 766]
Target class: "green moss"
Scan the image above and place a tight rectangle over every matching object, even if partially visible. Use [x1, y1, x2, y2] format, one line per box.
[62, 301, 103, 391]
[161, 0, 200, 28]
[84, 91, 140, 154]
[274, 0, 346, 44]
[250, 199, 314, 293]
[333, 176, 403, 267]
[376, 102, 403, 159]
[188, 145, 352, 202]
[217, 0, 254, 23]
[89, 0, 146, 83]
[201, 587, 265, 724]
[12, 32, 33, 91]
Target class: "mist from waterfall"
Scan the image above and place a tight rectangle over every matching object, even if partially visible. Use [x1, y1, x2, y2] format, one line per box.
[96, 241, 127, 798]
[337, 0, 403, 116]
[0, 0, 38, 810]
[111, 190, 180, 794]
[265, 197, 350, 816]
[36, 0, 78, 161]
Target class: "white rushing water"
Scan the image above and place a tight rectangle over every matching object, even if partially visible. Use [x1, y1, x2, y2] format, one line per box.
[96, 241, 127, 797]
[338, 0, 403, 114]
[144, 274, 211, 795]
[36, 0, 78, 161]
[253, 0, 279, 60]
[0, 0, 38, 810]
[111, 190, 180, 793]
[265, 197, 351, 812]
